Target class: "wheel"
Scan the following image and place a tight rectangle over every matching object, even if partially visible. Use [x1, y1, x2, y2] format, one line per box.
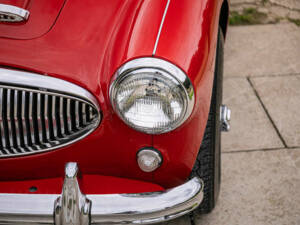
[190, 27, 224, 214]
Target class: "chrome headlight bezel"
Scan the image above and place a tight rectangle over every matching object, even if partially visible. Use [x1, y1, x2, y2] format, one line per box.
[109, 57, 195, 134]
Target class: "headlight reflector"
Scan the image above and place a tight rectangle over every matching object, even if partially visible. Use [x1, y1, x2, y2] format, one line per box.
[110, 58, 194, 134]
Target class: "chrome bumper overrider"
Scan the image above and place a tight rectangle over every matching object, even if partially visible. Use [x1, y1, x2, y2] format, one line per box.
[0, 163, 204, 225]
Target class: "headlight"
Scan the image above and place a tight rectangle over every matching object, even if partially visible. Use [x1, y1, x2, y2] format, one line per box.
[109, 57, 194, 134]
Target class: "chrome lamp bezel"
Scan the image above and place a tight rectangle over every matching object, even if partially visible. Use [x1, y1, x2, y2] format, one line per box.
[109, 57, 195, 134]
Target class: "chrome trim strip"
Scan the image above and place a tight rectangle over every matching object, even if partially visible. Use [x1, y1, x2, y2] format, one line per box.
[0, 68, 99, 110]
[0, 4, 29, 22]
[152, 0, 170, 55]
[0, 162, 204, 225]
[89, 177, 203, 224]
[0, 194, 59, 224]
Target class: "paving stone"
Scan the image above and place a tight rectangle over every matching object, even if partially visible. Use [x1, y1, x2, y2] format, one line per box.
[270, 0, 300, 10]
[288, 10, 300, 20]
[195, 149, 300, 225]
[230, 0, 260, 5]
[269, 4, 291, 17]
[222, 78, 283, 151]
[224, 23, 300, 77]
[251, 75, 300, 147]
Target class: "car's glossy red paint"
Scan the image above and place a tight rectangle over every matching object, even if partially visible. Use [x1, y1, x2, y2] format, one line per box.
[0, 0, 66, 39]
[0, 175, 164, 194]
[0, 0, 226, 192]
[153, 0, 222, 185]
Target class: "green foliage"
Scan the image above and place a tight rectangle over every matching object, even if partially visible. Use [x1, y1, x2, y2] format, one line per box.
[229, 8, 267, 25]
[289, 18, 300, 26]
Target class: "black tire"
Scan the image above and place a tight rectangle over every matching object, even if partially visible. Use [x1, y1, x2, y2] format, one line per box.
[190, 27, 224, 214]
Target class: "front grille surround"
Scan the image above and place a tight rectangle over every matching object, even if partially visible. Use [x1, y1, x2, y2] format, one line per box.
[0, 68, 101, 158]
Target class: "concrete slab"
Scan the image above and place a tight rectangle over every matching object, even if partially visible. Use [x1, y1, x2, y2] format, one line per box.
[251, 75, 300, 147]
[222, 78, 284, 151]
[230, 0, 260, 4]
[194, 149, 300, 225]
[224, 23, 300, 77]
[288, 10, 300, 20]
[270, 0, 300, 10]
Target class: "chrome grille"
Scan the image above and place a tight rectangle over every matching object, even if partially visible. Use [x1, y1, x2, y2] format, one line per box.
[0, 68, 101, 158]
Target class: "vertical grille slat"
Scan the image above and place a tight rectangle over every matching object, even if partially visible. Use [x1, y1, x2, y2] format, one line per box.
[9, 90, 18, 150]
[39, 94, 47, 144]
[16, 90, 26, 152]
[2, 89, 11, 151]
[47, 95, 55, 140]
[37, 93, 44, 144]
[31, 93, 40, 147]
[55, 96, 62, 138]
[0, 89, 3, 151]
[52, 96, 58, 138]
[66, 99, 72, 132]
[7, 89, 19, 154]
[6, 89, 13, 149]
[13, 90, 21, 148]
[44, 95, 50, 141]
[89, 106, 94, 122]
[82, 103, 87, 125]
[21, 91, 29, 147]
[59, 97, 65, 136]
[0, 88, 8, 154]
[28, 92, 36, 148]
[75, 101, 80, 129]
[0, 70, 100, 158]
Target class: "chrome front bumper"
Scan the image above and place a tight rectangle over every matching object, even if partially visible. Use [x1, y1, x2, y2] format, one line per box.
[0, 163, 204, 225]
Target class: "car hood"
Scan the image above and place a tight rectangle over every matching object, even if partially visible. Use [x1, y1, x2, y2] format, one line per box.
[0, 0, 167, 105]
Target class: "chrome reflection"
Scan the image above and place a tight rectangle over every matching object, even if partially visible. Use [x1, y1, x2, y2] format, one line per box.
[0, 162, 204, 224]
[0, 4, 29, 22]
[54, 163, 91, 225]
[220, 104, 231, 132]
[0, 68, 101, 158]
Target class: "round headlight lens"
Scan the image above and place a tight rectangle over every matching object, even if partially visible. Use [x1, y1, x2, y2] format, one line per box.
[110, 58, 194, 134]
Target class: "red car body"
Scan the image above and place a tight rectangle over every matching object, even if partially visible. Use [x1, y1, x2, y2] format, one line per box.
[0, 0, 228, 195]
